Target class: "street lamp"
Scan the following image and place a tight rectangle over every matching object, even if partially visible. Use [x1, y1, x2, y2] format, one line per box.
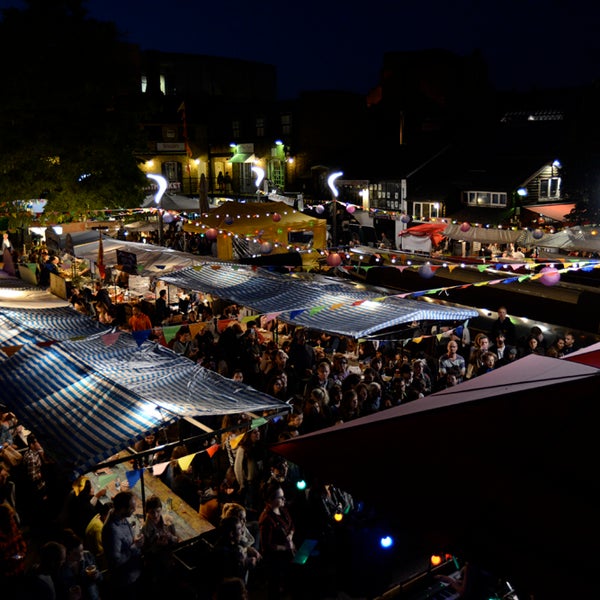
[327, 171, 343, 247]
[252, 165, 265, 202]
[147, 173, 167, 246]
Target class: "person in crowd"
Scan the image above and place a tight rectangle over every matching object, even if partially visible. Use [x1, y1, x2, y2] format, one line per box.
[0, 462, 18, 520]
[286, 328, 316, 396]
[489, 306, 517, 345]
[339, 388, 360, 422]
[330, 353, 350, 386]
[171, 325, 199, 360]
[477, 351, 498, 376]
[70, 478, 107, 538]
[57, 528, 102, 600]
[154, 289, 171, 325]
[2, 231, 12, 252]
[91, 281, 112, 309]
[490, 332, 514, 367]
[84, 501, 113, 571]
[437, 366, 462, 390]
[0, 503, 27, 578]
[25, 540, 67, 600]
[546, 335, 566, 358]
[212, 515, 260, 587]
[214, 576, 249, 600]
[438, 339, 466, 384]
[265, 376, 288, 401]
[258, 483, 296, 600]
[303, 360, 334, 401]
[239, 321, 263, 388]
[221, 502, 259, 551]
[466, 333, 490, 379]
[562, 331, 579, 355]
[410, 358, 432, 396]
[521, 334, 544, 357]
[128, 305, 153, 332]
[234, 428, 266, 514]
[22, 433, 49, 514]
[263, 349, 290, 394]
[101, 490, 144, 599]
[38, 254, 61, 288]
[141, 495, 180, 592]
[300, 387, 330, 435]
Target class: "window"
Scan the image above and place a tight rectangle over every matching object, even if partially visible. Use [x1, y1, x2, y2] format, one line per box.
[256, 117, 265, 138]
[539, 177, 561, 199]
[269, 160, 284, 189]
[464, 191, 507, 207]
[281, 113, 292, 135]
[232, 120, 241, 140]
[413, 202, 440, 220]
[162, 161, 181, 183]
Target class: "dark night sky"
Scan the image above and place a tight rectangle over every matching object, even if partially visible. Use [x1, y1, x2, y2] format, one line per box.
[2, 0, 599, 99]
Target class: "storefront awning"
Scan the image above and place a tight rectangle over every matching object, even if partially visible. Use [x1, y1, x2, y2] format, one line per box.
[522, 203, 575, 222]
[228, 153, 255, 164]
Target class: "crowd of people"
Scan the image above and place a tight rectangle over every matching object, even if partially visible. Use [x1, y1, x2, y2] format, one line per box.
[1, 236, 590, 600]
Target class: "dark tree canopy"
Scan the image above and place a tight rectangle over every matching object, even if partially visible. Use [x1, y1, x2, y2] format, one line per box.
[0, 0, 148, 219]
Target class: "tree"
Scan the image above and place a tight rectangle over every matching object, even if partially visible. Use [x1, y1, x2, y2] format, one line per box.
[0, 0, 148, 219]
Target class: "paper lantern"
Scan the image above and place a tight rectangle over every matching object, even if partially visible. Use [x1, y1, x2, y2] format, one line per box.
[272, 212, 281, 222]
[315, 205, 325, 214]
[205, 228, 218, 240]
[346, 204, 356, 214]
[418, 264, 435, 279]
[539, 266, 560, 286]
[460, 222, 471, 233]
[326, 252, 342, 267]
[401, 214, 411, 223]
[225, 215, 234, 225]
[260, 241, 273, 254]
[162, 213, 174, 224]
[533, 228, 544, 240]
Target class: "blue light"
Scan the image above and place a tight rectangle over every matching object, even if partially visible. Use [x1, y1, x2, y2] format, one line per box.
[379, 535, 394, 550]
[296, 479, 307, 491]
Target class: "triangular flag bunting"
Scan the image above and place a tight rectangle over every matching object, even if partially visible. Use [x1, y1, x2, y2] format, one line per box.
[125, 469, 142, 489]
[178, 453, 196, 472]
[132, 330, 151, 347]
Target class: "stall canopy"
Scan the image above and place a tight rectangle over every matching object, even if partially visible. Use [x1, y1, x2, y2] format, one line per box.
[159, 265, 478, 338]
[183, 201, 327, 260]
[398, 223, 448, 252]
[67, 236, 211, 277]
[443, 222, 527, 244]
[142, 193, 202, 212]
[0, 306, 110, 354]
[0, 333, 289, 479]
[271, 354, 600, 597]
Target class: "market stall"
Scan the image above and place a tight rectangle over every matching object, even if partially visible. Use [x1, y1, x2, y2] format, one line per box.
[183, 200, 327, 261]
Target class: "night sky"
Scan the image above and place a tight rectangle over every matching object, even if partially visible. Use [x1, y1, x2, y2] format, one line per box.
[2, 0, 599, 99]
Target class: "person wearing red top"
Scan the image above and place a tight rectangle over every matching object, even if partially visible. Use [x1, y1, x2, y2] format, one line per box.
[0, 503, 27, 577]
[128, 305, 152, 332]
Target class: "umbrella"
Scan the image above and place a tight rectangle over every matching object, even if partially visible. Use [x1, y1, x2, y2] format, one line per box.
[271, 354, 600, 597]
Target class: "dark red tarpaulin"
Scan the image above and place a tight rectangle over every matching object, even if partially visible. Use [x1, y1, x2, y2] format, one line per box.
[272, 354, 600, 598]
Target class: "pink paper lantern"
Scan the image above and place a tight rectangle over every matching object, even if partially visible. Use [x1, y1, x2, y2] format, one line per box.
[539, 266, 560, 286]
[205, 228, 218, 240]
[272, 212, 281, 222]
[460, 222, 471, 233]
[260, 241, 273, 254]
[346, 204, 356, 214]
[326, 252, 342, 267]
[315, 205, 325, 214]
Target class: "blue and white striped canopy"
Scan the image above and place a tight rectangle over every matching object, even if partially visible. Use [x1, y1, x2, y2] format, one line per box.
[159, 265, 478, 337]
[0, 333, 288, 479]
[0, 306, 111, 343]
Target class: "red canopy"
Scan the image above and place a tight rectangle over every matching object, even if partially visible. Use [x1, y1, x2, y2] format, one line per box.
[272, 354, 600, 597]
[398, 222, 448, 246]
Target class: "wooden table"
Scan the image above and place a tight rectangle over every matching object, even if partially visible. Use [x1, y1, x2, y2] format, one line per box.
[88, 451, 214, 543]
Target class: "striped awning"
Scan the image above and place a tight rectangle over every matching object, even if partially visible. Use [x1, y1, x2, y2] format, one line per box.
[0, 334, 288, 479]
[0, 306, 111, 350]
[159, 265, 478, 338]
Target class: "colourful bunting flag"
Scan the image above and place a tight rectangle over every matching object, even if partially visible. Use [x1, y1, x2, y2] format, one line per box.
[178, 453, 196, 472]
[132, 330, 151, 347]
[126, 469, 142, 489]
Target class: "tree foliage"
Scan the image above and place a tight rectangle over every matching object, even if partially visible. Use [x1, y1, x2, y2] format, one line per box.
[0, 0, 148, 218]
